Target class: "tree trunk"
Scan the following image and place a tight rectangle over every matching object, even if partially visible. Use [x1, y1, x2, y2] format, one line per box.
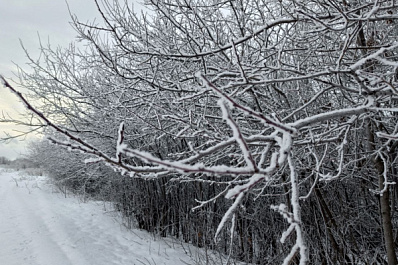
[375, 156, 398, 265]
[367, 120, 398, 265]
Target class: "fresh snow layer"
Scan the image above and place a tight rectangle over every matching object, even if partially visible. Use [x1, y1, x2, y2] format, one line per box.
[0, 168, 205, 265]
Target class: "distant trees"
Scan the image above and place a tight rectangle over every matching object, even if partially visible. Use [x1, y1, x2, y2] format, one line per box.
[26, 138, 107, 196]
[2, 0, 398, 264]
[0, 156, 10, 165]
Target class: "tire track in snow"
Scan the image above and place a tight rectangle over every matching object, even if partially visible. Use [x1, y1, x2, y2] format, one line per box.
[0, 169, 206, 265]
[0, 171, 85, 265]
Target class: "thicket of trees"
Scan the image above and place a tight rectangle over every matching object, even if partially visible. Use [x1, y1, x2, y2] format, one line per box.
[2, 0, 398, 264]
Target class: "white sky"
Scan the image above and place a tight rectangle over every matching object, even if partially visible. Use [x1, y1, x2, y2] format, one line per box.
[0, 0, 142, 159]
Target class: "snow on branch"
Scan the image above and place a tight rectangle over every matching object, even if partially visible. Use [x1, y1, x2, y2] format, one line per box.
[225, 153, 277, 199]
[290, 97, 374, 129]
[192, 185, 231, 211]
[121, 146, 259, 176]
[350, 42, 398, 70]
[116, 121, 125, 163]
[223, 133, 293, 200]
[369, 152, 397, 196]
[196, 72, 297, 135]
[180, 134, 276, 165]
[218, 98, 257, 171]
[84, 157, 104, 164]
[128, 18, 296, 58]
[0, 76, 148, 175]
[271, 155, 308, 265]
[376, 132, 398, 140]
[214, 192, 244, 240]
[217, 132, 297, 243]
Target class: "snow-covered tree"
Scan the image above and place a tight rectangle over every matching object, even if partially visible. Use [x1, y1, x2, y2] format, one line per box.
[2, 0, 398, 264]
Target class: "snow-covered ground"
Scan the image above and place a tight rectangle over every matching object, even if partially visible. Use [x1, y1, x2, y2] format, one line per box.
[0, 168, 214, 265]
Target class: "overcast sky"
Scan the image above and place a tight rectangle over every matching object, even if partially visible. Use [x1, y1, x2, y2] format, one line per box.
[0, 0, 107, 159]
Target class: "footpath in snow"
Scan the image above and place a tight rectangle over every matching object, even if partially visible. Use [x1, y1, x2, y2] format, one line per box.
[0, 168, 210, 265]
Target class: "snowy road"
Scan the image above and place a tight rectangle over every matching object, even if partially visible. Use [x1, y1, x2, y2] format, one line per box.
[0, 169, 200, 265]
